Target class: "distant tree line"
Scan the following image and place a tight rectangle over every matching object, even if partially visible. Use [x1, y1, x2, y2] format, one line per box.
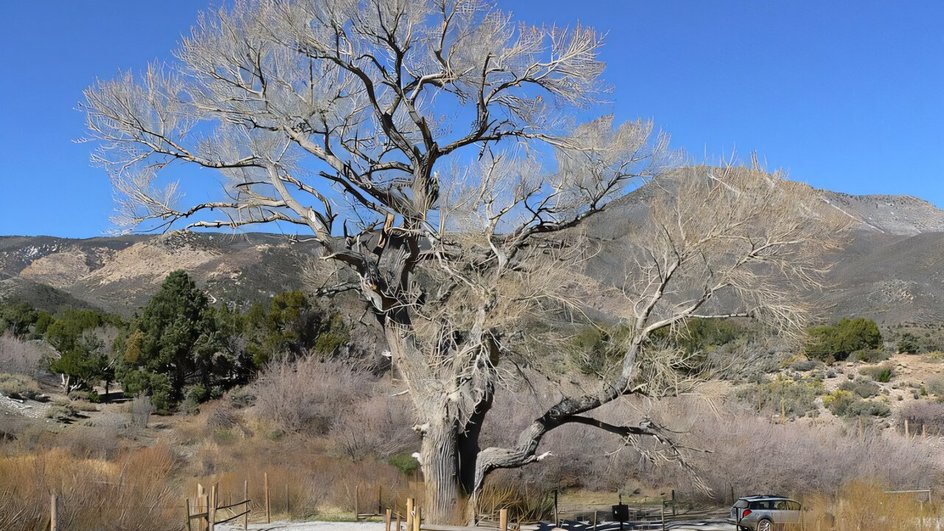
[0, 270, 348, 412]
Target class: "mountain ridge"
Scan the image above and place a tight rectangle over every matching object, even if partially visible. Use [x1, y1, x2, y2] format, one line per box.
[1, 187, 942, 323]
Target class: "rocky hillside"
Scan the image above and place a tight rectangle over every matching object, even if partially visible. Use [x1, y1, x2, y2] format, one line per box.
[1, 185, 942, 323]
[0, 233, 322, 315]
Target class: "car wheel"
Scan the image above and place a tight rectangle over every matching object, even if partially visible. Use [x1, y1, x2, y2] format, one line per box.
[756, 518, 774, 531]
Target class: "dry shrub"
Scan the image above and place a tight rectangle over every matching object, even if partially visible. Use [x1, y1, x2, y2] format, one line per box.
[252, 357, 368, 434]
[898, 400, 944, 436]
[56, 424, 121, 460]
[0, 416, 34, 442]
[480, 380, 942, 502]
[800, 481, 938, 531]
[252, 357, 417, 462]
[0, 445, 178, 531]
[643, 399, 940, 500]
[478, 473, 554, 522]
[182, 435, 416, 520]
[332, 383, 417, 461]
[0, 373, 42, 401]
[0, 334, 47, 377]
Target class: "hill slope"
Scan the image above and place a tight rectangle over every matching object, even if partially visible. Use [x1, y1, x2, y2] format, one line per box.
[1, 185, 942, 323]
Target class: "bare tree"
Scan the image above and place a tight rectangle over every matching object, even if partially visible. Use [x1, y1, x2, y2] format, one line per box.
[82, 0, 843, 522]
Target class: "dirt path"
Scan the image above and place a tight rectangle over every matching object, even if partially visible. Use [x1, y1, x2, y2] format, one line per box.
[215, 521, 737, 531]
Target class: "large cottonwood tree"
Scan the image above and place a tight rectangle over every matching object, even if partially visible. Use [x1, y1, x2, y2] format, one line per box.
[84, 0, 842, 522]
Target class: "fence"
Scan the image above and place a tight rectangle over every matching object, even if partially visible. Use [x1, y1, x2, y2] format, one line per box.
[380, 499, 513, 531]
[185, 480, 252, 531]
[544, 489, 727, 531]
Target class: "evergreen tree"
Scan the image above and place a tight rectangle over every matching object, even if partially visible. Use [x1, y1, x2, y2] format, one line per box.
[0, 300, 38, 338]
[44, 308, 117, 394]
[118, 270, 221, 411]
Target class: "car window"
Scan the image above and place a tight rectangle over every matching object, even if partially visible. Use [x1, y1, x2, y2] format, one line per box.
[734, 500, 749, 508]
[750, 500, 772, 510]
[786, 501, 801, 511]
[775, 501, 787, 510]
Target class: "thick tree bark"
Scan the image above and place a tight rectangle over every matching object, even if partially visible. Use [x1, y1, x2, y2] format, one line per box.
[421, 421, 464, 523]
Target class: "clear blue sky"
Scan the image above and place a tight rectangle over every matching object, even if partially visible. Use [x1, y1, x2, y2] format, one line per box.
[1, 1, 942, 238]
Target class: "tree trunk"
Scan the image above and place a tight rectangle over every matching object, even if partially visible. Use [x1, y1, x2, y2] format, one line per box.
[421, 422, 464, 524]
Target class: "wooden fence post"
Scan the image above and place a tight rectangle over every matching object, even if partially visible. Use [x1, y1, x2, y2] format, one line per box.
[385, 508, 392, 531]
[243, 480, 249, 530]
[202, 494, 209, 531]
[355, 485, 360, 521]
[660, 501, 666, 531]
[396, 508, 402, 531]
[286, 483, 290, 516]
[209, 484, 217, 531]
[413, 506, 421, 531]
[197, 484, 206, 531]
[554, 490, 559, 527]
[406, 498, 414, 531]
[379, 485, 383, 515]
[500, 508, 508, 531]
[592, 510, 597, 531]
[50, 494, 57, 531]
[264, 472, 271, 524]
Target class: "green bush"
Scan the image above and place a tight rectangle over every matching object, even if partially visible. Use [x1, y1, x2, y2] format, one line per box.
[805, 317, 883, 362]
[898, 332, 921, 354]
[845, 400, 891, 418]
[823, 389, 856, 416]
[568, 326, 619, 375]
[790, 359, 820, 372]
[840, 378, 880, 398]
[738, 377, 823, 419]
[824, 389, 890, 418]
[184, 384, 210, 403]
[860, 364, 894, 383]
[387, 453, 420, 475]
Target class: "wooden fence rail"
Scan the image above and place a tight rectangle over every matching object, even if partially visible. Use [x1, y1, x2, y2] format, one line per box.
[186, 481, 252, 531]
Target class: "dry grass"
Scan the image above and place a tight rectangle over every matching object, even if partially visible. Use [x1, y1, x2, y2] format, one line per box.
[2, 354, 942, 530]
[799, 481, 940, 531]
[0, 445, 178, 531]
